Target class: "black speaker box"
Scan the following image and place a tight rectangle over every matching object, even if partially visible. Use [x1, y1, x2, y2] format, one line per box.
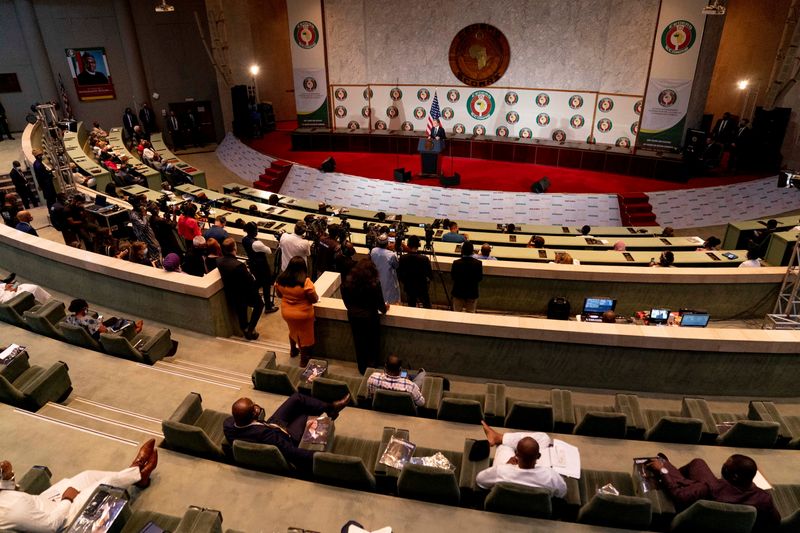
[231, 85, 250, 138]
[439, 172, 461, 187]
[531, 177, 550, 193]
[320, 157, 336, 172]
[394, 168, 411, 182]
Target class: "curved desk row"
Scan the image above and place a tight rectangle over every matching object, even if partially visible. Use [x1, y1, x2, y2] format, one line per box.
[106, 128, 162, 183]
[63, 123, 114, 192]
[149, 133, 207, 188]
[311, 272, 800, 397]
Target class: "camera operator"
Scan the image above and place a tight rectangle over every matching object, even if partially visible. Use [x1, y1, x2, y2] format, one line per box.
[316, 223, 342, 275]
[279, 221, 311, 271]
[398, 235, 432, 308]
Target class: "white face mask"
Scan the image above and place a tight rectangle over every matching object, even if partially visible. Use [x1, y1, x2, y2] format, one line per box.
[0, 477, 16, 490]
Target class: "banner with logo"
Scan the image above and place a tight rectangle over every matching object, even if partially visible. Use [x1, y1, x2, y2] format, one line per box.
[638, 0, 708, 151]
[287, 0, 329, 127]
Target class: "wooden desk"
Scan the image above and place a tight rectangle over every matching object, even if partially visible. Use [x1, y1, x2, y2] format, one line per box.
[63, 125, 113, 193]
[150, 133, 207, 188]
[765, 230, 800, 266]
[722, 214, 800, 249]
[107, 128, 162, 186]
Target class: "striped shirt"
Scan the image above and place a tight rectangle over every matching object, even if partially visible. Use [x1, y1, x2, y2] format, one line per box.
[366, 372, 425, 406]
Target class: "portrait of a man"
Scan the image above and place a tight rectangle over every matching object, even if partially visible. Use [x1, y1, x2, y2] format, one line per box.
[76, 52, 108, 85]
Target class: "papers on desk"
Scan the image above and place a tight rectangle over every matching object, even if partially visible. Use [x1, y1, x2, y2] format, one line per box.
[0, 344, 25, 362]
[754, 470, 772, 490]
[346, 526, 392, 533]
[538, 439, 581, 478]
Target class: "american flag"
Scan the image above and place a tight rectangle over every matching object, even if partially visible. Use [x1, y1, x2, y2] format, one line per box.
[426, 92, 441, 136]
[58, 74, 73, 119]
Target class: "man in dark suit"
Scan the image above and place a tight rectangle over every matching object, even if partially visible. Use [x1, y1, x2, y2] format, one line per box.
[728, 119, 752, 172]
[166, 111, 183, 149]
[428, 118, 446, 140]
[711, 112, 736, 145]
[32, 151, 56, 208]
[0, 101, 13, 140]
[217, 237, 263, 340]
[648, 453, 780, 532]
[75, 53, 109, 86]
[122, 107, 139, 137]
[451, 241, 483, 312]
[223, 394, 349, 472]
[138, 103, 157, 134]
[9, 161, 37, 209]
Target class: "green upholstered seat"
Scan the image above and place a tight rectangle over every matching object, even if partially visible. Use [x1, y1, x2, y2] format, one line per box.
[681, 397, 718, 442]
[716, 420, 780, 448]
[504, 401, 555, 432]
[232, 440, 293, 474]
[484, 482, 553, 518]
[437, 396, 484, 424]
[162, 392, 227, 461]
[251, 351, 300, 395]
[615, 393, 646, 439]
[458, 438, 491, 495]
[313, 452, 377, 491]
[173, 506, 224, 533]
[372, 388, 418, 416]
[748, 401, 793, 447]
[59, 320, 103, 351]
[0, 291, 37, 328]
[23, 299, 66, 340]
[577, 493, 652, 529]
[579, 469, 636, 503]
[645, 416, 703, 444]
[99, 328, 173, 365]
[484, 383, 506, 426]
[771, 484, 800, 532]
[0, 351, 72, 411]
[121, 510, 182, 533]
[573, 411, 627, 439]
[311, 376, 356, 405]
[670, 500, 757, 533]
[781, 509, 800, 532]
[397, 462, 460, 506]
[550, 389, 576, 433]
[18, 466, 52, 495]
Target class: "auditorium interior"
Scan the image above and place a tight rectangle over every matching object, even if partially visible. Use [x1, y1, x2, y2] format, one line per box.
[1, 0, 800, 531]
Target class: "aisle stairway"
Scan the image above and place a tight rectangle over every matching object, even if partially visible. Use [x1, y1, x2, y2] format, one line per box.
[618, 192, 658, 226]
[253, 159, 292, 192]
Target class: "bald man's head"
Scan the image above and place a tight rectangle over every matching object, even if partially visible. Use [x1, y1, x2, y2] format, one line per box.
[515, 437, 541, 469]
[721, 454, 757, 489]
[231, 397, 259, 426]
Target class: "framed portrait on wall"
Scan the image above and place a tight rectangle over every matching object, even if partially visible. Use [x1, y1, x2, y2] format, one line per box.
[65, 47, 116, 101]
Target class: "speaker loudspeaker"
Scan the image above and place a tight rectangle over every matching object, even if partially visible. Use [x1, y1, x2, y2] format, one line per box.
[320, 157, 336, 172]
[439, 172, 461, 187]
[394, 168, 411, 182]
[531, 177, 550, 193]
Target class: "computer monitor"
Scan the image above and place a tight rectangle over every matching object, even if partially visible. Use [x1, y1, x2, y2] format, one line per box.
[582, 297, 616, 315]
[680, 313, 710, 327]
[94, 194, 108, 208]
[649, 308, 670, 325]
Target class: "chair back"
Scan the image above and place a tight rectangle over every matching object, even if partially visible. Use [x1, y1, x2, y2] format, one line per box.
[504, 401, 554, 432]
[252, 367, 297, 395]
[574, 411, 627, 439]
[59, 321, 102, 350]
[717, 420, 780, 448]
[645, 416, 703, 444]
[0, 291, 36, 327]
[99, 333, 144, 363]
[670, 500, 756, 533]
[397, 463, 460, 505]
[372, 389, 417, 416]
[484, 482, 553, 518]
[437, 398, 484, 424]
[232, 440, 293, 474]
[577, 493, 652, 529]
[311, 377, 352, 404]
[313, 452, 376, 491]
[23, 300, 66, 340]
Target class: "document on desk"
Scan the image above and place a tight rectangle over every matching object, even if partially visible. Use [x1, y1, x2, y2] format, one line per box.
[538, 439, 581, 478]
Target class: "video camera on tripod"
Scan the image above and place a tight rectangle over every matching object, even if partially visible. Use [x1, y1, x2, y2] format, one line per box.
[363, 220, 408, 251]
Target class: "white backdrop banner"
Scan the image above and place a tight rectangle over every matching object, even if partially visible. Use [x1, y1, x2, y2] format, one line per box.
[287, 0, 329, 127]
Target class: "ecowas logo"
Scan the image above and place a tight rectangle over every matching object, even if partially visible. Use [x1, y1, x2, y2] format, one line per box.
[467, 90, 495, 120]
[293, 21, 320, 49]
[661, 20, 696, 55]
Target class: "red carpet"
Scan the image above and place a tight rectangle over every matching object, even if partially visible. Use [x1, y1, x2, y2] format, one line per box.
[245, 121, 767, 194]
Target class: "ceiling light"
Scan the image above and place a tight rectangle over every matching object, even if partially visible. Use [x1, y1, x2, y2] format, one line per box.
[155, 0, 175, 13]
[702, 1, 726, 15]
[249, 65, 260, 76]
[737, 79, 749, 90]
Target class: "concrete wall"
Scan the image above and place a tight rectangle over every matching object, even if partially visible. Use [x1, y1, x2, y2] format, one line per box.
[0, 1, 41, 131]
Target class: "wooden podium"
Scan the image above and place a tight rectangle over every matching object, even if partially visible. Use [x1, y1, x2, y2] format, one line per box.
[417, 138, 443, 177]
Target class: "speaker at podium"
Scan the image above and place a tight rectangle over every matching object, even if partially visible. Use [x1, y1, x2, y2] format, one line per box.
[417, 138, 444, 177]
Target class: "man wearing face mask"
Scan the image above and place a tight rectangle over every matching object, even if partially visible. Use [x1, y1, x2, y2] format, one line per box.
[0, 439, 158, 531]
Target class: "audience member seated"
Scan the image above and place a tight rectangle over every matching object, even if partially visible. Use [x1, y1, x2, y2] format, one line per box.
[69, 162, 96, 189]
[65, 298, 143, 341]
[223, 395, 349, 473]
[697, 236, 721, 251]
[0, 278, 51, 304]
[0, 440, 158, 532]
[442, 221, 468, 243]
[14, 211, 37, 236]
[661, 226, 675, 238]
[613, 240, 626, 251]
[473, 243, 497, 261]
[163, 253, 182, 273]
[366, 355, 427, 406]
[651, 250, 675, 268]
[1, 193, 19, 227]
[527, 235, 545, 248]
[647, 453, 780, 532]
[738, 248, 762, 268]
[475, 421, 567, 497]
[601, 310, 617, 323]
[128, 241, 153, 267]
[553, 252, 580, 265]
[90, 121, 108, 139]
[182, 236, 208, 277]
[204, 216, 228, 243]
[580, 225, 593, 237]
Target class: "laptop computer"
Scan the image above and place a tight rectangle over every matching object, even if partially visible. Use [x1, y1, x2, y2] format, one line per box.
[94, 194, 108, 208]
[649, 308, 670, 325]
[680, 312, 710, 327]
[582, 297, 616, 322]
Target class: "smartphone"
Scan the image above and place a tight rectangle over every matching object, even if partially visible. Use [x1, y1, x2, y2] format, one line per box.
[400, 370, 408, 378]
[561, 226, 570, 233]
[419, 223, 426, 228]
[455, 244, 462, 253]
[722, 252, 738, 260]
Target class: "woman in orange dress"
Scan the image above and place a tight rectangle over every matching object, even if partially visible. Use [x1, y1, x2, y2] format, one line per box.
[275, 256, 319, 365]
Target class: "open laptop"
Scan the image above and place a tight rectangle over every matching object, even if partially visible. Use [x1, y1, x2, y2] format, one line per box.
[94, 194, 108, 208]
[680, 312, 710, 328]
[582, 297, 616, 322]
[649, 308, 670, 325]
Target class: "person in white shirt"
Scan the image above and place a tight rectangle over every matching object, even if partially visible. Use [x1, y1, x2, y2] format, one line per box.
[0, 439, 158, 532]
[279, 221, 312, 271]
[475, 421, 567, 498]
[738, 248, 762, 268]
[0, 280, 51, 305]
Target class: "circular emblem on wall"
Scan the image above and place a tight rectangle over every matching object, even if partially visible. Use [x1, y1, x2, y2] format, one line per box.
[570, 115, 585, 129]
[535, 93, 550, 107]
[442, 107, 454, 120]
[363, 87, 373, 100]
[586, 135, 597, 144]
[634, 100, 643, 115]
[658, 89, 677, 107]
[496, 126, 509, 137]
[374, 120, 387, 130]
[334, 106, 347, 118]
[519, 128, 533, 139]
[361, 106, 371, 118]
[631, 121, 639, 135]
[552, 129, 566, 142]
[616, 137, 631, 148]
[505, 91, 518, 105]
[417, 88, 430, 102]
[414, 107, 426, 120]
[347, 121, 360, 130]
[390, 87, 403, 101]
[661, 20, 696, 55]
[536, 113, 550, 127]
[386, 106, 399, 118]
[569, 95, 584, 109]
[449, 23, 510, 87]
[506, 111, 519, 124]
[401, 121, 414, 131]
[597, 118, 613, 132]
[598, 97, 614, 112]
[453, 123, 466, 134]
[303, 77, 317, 92]
[447, 89, 460, 103]
[467, 90, 495, 120]
[473, 125, 486, 136]
[293, 21, 320, 49]
[334, 88, 347, 101]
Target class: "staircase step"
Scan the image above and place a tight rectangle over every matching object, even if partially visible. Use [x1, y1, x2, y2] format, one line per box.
[68, 397, 163, 433]
[156, 360, 251, 386]
[37, 403, 162, 444]
[625, 203, 653, 214]
[271, 160, 293, 172]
